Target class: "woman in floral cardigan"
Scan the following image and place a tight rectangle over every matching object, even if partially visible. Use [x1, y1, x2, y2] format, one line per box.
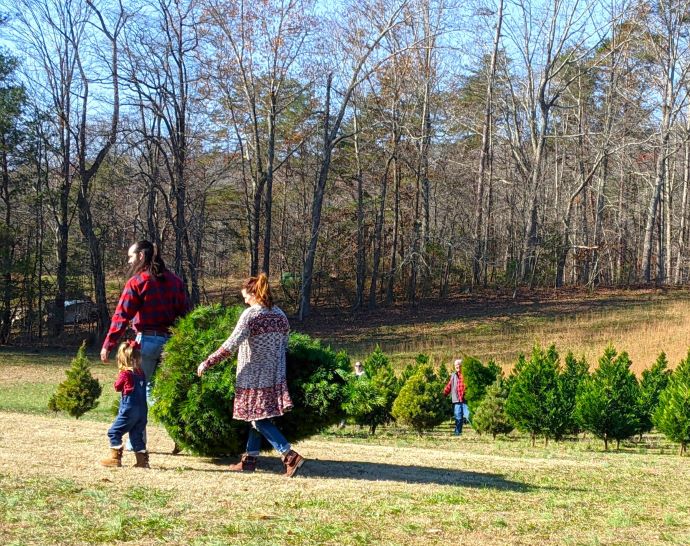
[197, 273, 304, 477]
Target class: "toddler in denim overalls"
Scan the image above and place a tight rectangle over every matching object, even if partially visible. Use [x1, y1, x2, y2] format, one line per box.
[100, 341, 150, 468]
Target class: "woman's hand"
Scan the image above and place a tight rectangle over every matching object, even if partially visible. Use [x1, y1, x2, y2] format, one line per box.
[197, 362, 207, 377]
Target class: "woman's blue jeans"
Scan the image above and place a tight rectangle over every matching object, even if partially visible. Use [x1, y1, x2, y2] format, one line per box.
[246, 419, 291, 456]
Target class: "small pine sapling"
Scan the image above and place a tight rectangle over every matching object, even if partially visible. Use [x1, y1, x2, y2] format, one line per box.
[347, 346, 399, 434]
[48, 341, 102, 419]
[559, 352, 589, 435]
[654, 351, 690, 455]
[505, 345, 563, 446]
[637, 352, 671, 438]
[463, 356, 501, 416]
[574, 346, 640, 450]
[342, 376, 387, 433]
[473, 376, 513, 439]
[391, 365, 446, 434]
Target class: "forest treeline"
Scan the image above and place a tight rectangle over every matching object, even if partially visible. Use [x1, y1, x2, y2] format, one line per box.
[1, 0, 689, 343]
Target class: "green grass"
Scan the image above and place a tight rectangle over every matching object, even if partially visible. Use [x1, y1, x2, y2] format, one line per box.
[0, 381, 119, 421]
[0, 475, 184, 544]
[0, 348, 118, 421]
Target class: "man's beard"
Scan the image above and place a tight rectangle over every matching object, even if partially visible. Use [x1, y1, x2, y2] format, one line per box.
[128, 258, 144, 276]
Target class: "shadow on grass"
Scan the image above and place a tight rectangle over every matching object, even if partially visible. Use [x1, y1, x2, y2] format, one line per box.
[165, 455, 537, 491]
[298, 458, 534, 490]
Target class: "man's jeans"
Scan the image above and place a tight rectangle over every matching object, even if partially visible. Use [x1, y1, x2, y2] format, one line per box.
[246, 419, 291, 456]
[453, 402, 464, 435]
[136, 332, 170, 406]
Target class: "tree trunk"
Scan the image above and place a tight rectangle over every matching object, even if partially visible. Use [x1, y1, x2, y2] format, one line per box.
[642, 32, 675, 283]
[674, 123, 690, 283]
[473, 0, 503, 287]
[76, 194, 109, 336]
[354, 104, 365, 311]
[297, 4, 406, 318]
[0, 140, 13, 343]
[369, 155, 394, 309]
[386, 157, 400, 305]
[262, 96, 277, 276]
[299, 75, 334, 320]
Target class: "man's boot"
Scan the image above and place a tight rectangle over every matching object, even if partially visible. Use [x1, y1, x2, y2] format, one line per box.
[282, 450, 304, 478]
[133, 451, 150, 469]
[227, 453, 257, 472]
[100, 446, 123, 468]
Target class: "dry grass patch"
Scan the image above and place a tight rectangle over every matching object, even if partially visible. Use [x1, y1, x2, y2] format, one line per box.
[324, 292, 690, 374]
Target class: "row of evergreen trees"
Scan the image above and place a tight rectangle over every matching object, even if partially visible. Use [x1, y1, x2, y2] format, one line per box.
[46, 311, 690, 456]
[344, 344, 690, 455]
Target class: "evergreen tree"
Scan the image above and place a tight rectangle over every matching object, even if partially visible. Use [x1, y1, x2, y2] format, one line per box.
[463, 356, 501, 415]
[574, 346, 640, 450]
[415, 353, 430, 365]
[505, 353, 527, 393]
[505, 345, 565, 445]
[472, 376, 513, 439]
[437, 361, 449, 382]
[342, 375, 386, 432]
[48, 342, 102, 419]
[343, 346, 399, 434]
[654, 351, 690, 455]
[637, 352, 671, 436]
[152, 305, 351, 456]
[363, 345, 388, 376]
[559, 352, 589, 435]
[363, 346, 399, 433]
[399, 354, 426, 386]
[391, 365, 446, 433]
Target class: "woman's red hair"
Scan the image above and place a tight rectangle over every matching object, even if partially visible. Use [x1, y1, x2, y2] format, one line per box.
[243, 273, 273, 308]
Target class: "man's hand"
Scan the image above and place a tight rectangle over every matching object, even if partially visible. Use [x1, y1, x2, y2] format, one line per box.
[197, 362, 207, 377]
[100, 348, 109, 363]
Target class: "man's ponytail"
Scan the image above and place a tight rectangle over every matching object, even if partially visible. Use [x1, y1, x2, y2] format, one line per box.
[131, 240, 168, 279]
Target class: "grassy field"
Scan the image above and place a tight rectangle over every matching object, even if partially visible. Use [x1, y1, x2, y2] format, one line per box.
[2, 290, 690, 545]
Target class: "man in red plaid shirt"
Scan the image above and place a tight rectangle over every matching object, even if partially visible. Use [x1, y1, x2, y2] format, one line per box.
[443, 359, 467, 435]
[101, 240, 189, 407]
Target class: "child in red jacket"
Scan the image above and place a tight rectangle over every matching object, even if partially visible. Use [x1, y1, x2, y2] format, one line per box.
[100, 341, 149, 468]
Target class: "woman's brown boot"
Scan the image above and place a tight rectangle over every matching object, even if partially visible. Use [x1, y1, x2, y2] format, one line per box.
[282, 450, 304, 478]
[133, 451, 150, 469]
[227, 453, 257, 472]
[100, 446, 123, 467]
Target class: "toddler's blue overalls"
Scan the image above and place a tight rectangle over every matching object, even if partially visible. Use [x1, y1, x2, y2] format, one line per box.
[108, 372, 148, 452]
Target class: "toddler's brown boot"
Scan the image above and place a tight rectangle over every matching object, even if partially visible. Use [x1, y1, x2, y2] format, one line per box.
[133, 451, 150, 469]
[100, 446, 123, 468]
